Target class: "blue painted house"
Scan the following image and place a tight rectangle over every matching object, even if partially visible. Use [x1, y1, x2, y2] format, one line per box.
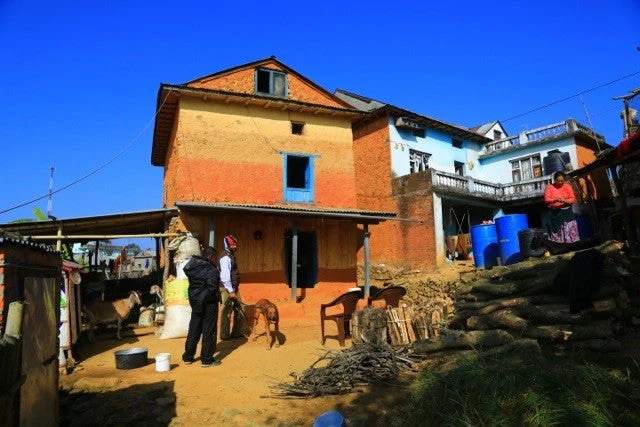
[336, 90, 611, 267]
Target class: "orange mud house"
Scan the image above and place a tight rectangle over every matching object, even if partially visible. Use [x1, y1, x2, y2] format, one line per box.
[151, 57, 400, 304]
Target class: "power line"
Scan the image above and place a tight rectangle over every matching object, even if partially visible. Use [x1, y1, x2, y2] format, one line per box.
[502, 70, 640, 123]
[0, 90, 172, 217]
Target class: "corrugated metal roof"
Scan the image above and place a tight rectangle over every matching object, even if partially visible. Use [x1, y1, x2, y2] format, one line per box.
[335, 89, 491, 143]
[0, 236, 59, 253]
[469, 121, 499, 136]
[175, 202, 414, 223]
[0, 208, 179, 239]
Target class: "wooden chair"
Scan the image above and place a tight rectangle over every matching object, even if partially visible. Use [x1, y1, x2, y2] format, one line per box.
[320, 290, 363, 347]
[367, 286, 406, 308]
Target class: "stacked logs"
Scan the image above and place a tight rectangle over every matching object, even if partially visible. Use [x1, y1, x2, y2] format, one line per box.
[410, 240, 640, 355]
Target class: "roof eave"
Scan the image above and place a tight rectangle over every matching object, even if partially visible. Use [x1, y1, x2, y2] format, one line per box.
[174, 202, 414, 224]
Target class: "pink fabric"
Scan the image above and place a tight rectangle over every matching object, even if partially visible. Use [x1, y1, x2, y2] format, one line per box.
[544, 183, 577, 209]
[549, 219, 580, 243]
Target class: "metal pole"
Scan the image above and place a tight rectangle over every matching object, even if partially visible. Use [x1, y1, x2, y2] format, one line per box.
[291, 221, 298, 302]
[363, 223, 371, 299]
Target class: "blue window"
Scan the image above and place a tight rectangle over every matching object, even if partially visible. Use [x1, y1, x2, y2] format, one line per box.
[284, 154, 314, 203]
[255, 68, 287, 97]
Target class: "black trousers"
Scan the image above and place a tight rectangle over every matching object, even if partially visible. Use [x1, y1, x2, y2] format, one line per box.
[183, 302, 219, 364]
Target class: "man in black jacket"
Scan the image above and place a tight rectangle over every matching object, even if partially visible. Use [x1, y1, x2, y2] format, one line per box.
[182, 246, 221, 367]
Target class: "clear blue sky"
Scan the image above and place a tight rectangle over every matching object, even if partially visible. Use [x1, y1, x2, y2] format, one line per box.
[1, 0, 639, 229]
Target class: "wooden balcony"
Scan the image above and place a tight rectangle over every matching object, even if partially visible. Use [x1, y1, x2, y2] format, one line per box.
[430, 170, 551, 202]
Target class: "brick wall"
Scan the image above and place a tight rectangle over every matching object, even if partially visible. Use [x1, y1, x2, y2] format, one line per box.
[186, 60, 347, 108]
[574, 138, 613, 201]
[353, 116, 437, 269]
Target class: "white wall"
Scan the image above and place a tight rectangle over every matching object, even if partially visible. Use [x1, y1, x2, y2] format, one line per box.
[388, 117, 484, 179]
[477, 137, 578, 183]
[480, 122, 508, 140]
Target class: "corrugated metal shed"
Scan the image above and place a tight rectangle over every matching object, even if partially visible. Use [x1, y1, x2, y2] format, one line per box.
[0, 208, 179, 240]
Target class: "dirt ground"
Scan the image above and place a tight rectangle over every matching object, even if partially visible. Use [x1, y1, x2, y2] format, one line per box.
[59, 320, 415, 426]
[60, 263, 470, 426]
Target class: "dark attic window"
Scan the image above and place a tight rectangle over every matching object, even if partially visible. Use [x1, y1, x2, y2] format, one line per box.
[257, 69, 271, 93]
[256, 68, 287, 97]
[291, 122, 305, 135]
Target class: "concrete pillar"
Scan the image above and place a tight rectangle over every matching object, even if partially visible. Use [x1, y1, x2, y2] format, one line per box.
[433, 193, 445, 264]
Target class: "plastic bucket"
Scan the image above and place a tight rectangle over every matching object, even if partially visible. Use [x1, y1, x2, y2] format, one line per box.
[313, 411, 346, 427]
[470, 224, 499, 269]
[496, 214, 529, 265]
[155, 353, 171, 372]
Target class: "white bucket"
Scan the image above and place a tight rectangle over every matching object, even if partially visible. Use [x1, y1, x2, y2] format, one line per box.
[155, 353, 171, 372]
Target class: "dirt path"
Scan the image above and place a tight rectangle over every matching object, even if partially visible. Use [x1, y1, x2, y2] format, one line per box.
[59, 262, 474, 426]
[59, 320, 413, 426]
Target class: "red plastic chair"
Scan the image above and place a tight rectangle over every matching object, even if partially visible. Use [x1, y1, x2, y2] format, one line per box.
[366, 286, 406, 308]
[320, 290, 363, 347]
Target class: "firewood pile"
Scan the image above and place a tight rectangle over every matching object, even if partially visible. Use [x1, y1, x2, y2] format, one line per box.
[385, 299, 454, 345]
[408, 240, 640, 355]
[265, 343, 413, 399]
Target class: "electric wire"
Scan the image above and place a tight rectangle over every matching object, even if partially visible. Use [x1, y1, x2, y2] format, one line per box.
[0, 91, 173, 216]
[502, 69, 640, 123]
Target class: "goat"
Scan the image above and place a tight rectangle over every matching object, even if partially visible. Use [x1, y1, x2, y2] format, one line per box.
[149, 284, 164, 304]
[83, 291, 142, 342]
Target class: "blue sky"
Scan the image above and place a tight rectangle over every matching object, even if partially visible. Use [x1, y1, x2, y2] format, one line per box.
[1, 0, 639, 234]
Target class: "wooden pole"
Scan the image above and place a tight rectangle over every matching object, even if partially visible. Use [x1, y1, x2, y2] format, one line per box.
[363, 223, 371, 299]
[162, 237, 170, 283]
[291, 221, 298, 302]
[55, 223, 63, 252]
[155, 237, 162, 285]
[25, 233, 180, 240]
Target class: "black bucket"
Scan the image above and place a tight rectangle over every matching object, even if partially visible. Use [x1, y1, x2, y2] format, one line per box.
[114, 348, 148, 370]
[518, 228, 547, 258]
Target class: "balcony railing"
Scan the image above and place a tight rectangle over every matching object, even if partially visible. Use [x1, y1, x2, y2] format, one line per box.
[484, 119, 602, 155]
[431, 170, 552, 201]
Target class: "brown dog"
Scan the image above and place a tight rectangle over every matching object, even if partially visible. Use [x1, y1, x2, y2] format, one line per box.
[251, 299, 280, 349]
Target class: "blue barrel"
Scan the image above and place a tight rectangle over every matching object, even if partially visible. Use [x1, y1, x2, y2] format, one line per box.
[495, 214, 529, 265]
[470, 224, 499, 269]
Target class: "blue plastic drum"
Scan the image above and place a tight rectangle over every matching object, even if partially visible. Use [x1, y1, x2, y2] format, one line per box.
[495, 214, 529, 265]
[470, 224, 499, 269]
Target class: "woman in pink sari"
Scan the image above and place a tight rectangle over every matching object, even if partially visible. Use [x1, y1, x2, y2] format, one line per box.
[544, 171, 580, 243]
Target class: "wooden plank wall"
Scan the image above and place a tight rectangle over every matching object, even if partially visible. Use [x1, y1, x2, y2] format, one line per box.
[181, 213, 360, 273]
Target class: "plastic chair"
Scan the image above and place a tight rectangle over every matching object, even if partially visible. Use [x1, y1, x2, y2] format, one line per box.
[367, 286, 406, 308]
[320, 290, 363, 347]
